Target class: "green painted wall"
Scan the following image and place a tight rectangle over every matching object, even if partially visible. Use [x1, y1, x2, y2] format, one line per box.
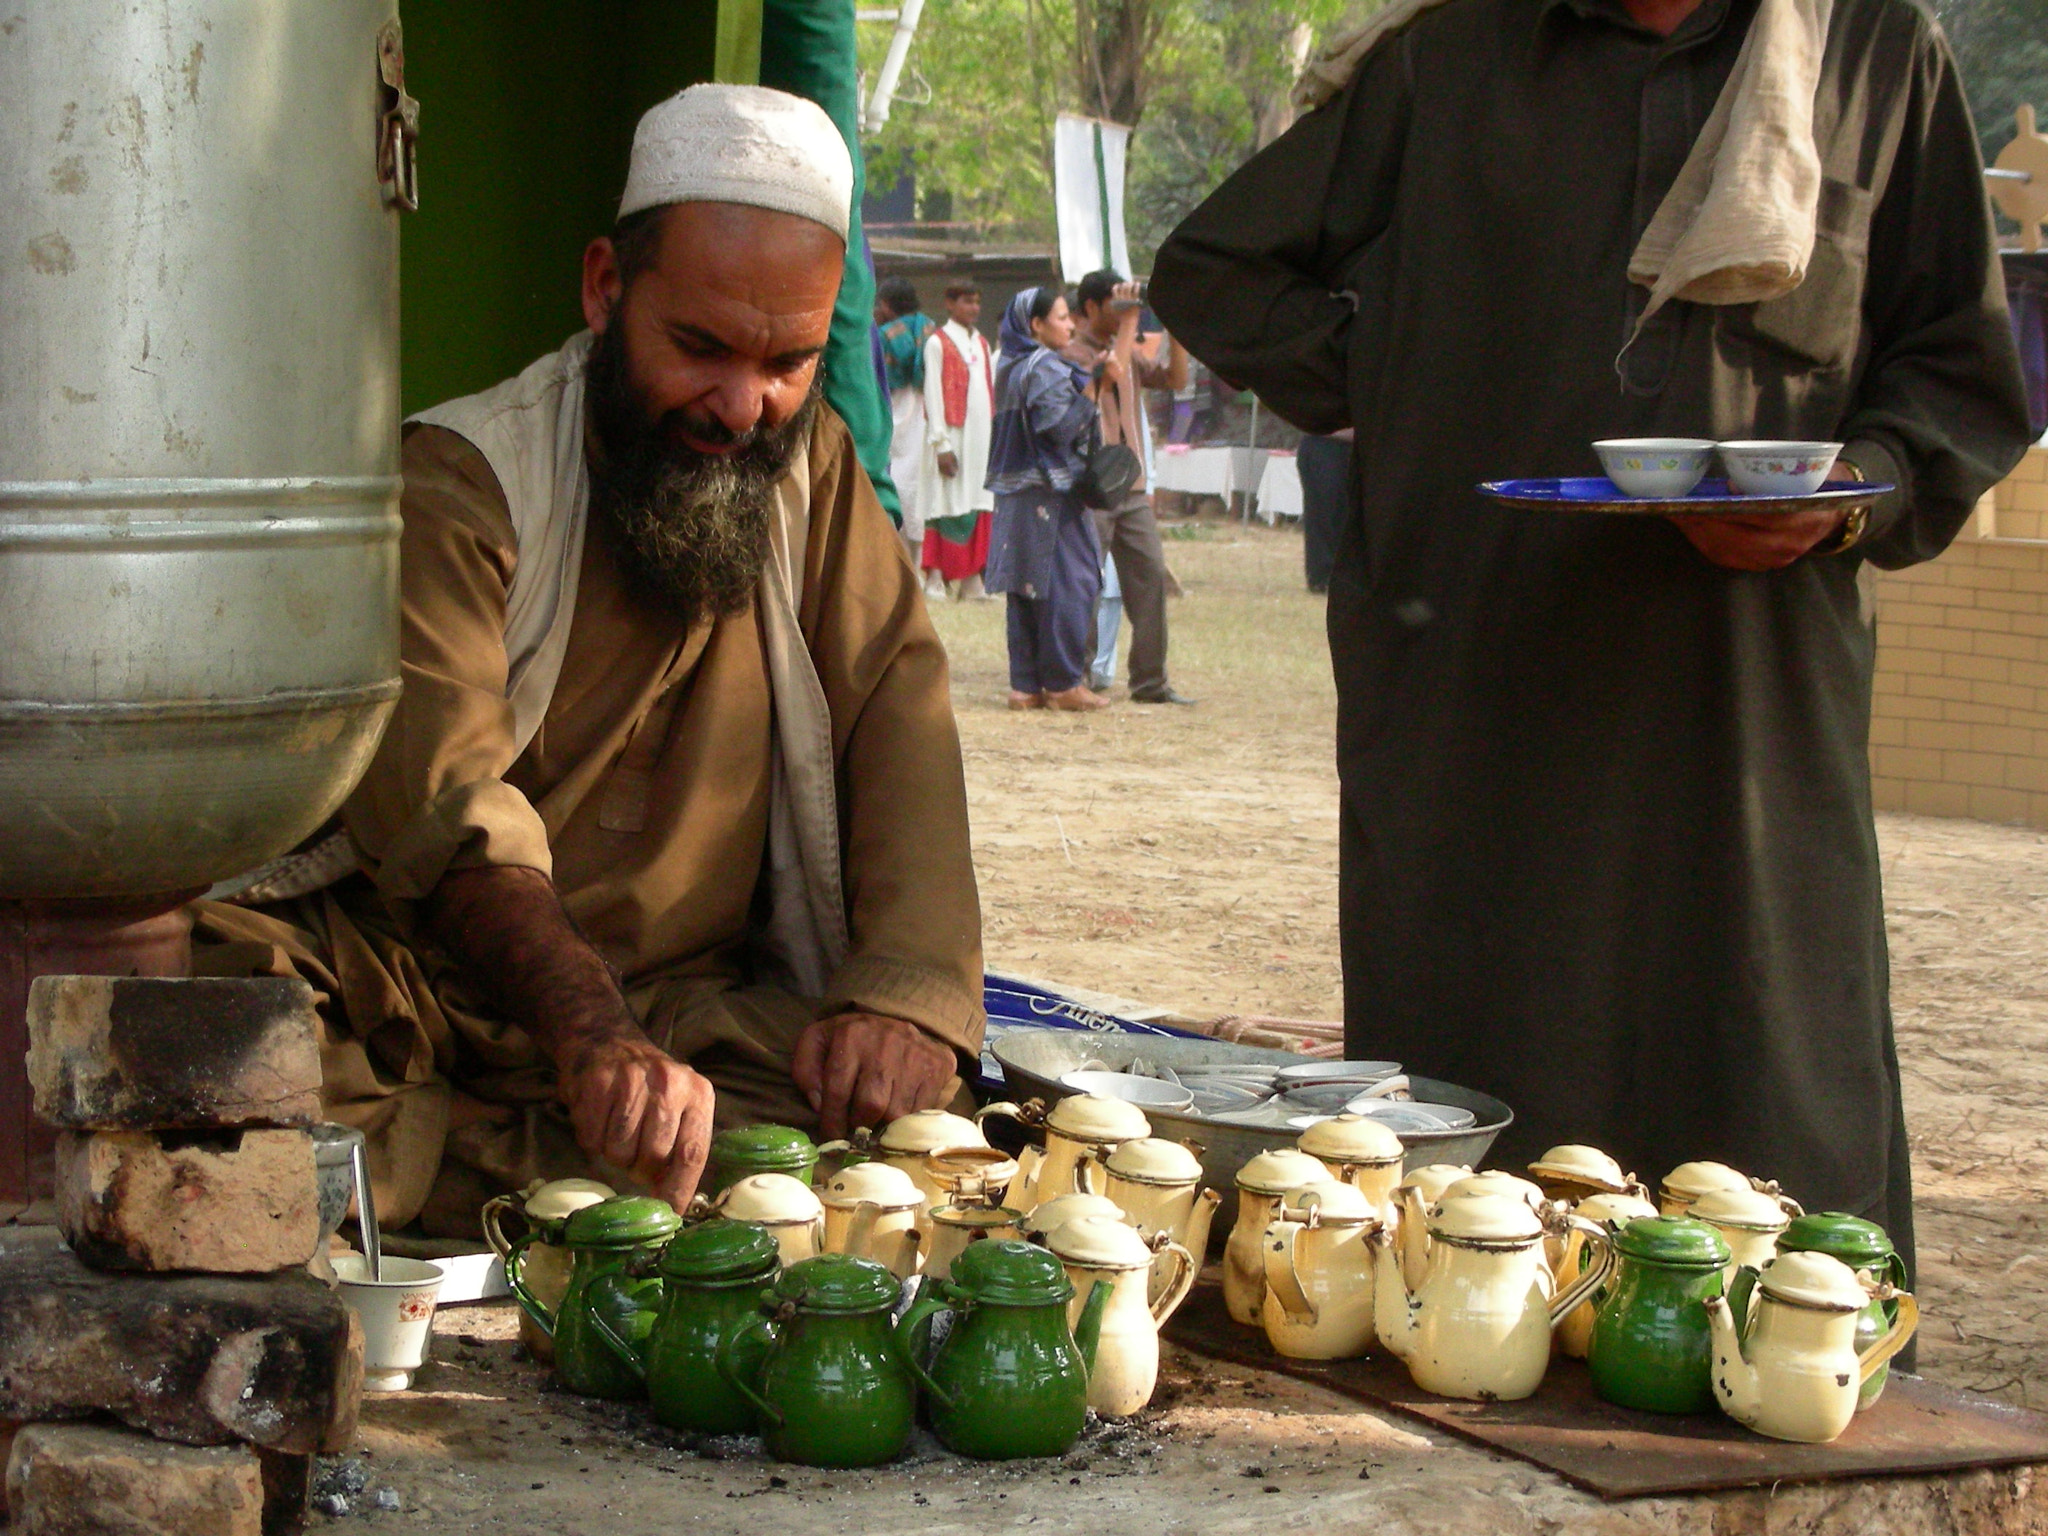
[399, 2, 718, 414]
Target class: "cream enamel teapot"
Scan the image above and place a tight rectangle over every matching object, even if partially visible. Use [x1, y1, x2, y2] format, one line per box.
[1660, 1160, 1802, 1220]
[715, 1172, 826, 1267]
[1387, 1164, 1472, 1290]
[1260, 1179, 1380, 1360]
[1225, 1149, 1331, 1325]
[1526, 1144, 1649, 1205]
[1045, 1214, 1195, 1417]
[978, 1094, 1151, 1210]
[1099, 1137, 1219, 1257]
[820, 1110, 989, 1214]
[1690, 1184, 1794, 1283]
[818, 1161, 924, 1278]
[1704, 1251, 1918, 1443]
[1375, 1192, 1614, 1401]
[1296, 1115, 1405, 1216]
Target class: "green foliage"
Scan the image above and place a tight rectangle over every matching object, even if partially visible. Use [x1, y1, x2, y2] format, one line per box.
[1934, 0, 2048, 164]
[861, 0, 1370, 261]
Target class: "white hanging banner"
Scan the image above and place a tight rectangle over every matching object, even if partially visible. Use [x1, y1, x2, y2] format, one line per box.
[1054, 112, 1132, 283]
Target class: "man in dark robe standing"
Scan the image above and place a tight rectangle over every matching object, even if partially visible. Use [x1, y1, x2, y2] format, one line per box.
[1151, 0, 2031, 1286]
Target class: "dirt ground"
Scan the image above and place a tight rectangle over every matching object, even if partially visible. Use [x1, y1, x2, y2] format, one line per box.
[924, 516, 2048, 1406]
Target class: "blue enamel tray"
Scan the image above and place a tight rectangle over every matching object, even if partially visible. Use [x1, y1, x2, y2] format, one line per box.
[1479, 476, 1892, 516]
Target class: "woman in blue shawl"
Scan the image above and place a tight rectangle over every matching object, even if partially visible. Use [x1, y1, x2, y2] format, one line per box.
[983, 287, 1116, 710]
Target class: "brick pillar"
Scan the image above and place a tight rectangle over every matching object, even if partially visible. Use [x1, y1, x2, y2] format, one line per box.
[0, 896, 197, 1206]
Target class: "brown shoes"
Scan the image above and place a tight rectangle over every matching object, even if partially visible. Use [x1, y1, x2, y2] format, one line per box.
[1044, 685, 1111, 712]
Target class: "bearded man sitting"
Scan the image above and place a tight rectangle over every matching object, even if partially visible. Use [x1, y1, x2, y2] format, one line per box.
[195, 85, 984, 1237]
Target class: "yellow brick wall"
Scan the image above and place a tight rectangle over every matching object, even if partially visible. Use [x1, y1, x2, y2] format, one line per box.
[1869, 444, 2048, 828]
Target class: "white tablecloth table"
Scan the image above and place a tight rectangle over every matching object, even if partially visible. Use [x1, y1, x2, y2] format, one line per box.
[1254, 452, 1303, 523]
[1152, 445, 1239, 500]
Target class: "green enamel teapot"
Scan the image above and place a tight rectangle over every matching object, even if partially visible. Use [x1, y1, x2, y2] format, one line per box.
[586, 1218, 782, 1434]
[506, 1194, 680, 1401]
[897, 1240, 1110, 1460]
[705, 1124, 820, 1197]
[1776, 1211, 1908, 1409]
[717, 1254, 922, 1468]
[1586, 1215, 1730, 1414]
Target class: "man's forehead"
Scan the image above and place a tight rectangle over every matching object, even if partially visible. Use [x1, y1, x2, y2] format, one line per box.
[637, 200, 843, 353]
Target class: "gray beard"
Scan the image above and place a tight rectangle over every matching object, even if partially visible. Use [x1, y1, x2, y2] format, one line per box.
[584, 321, 819, 625]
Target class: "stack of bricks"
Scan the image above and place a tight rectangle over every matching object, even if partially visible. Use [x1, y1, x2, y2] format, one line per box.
[1868, 446, 2048, 830]
[0, 976, 362, 1536]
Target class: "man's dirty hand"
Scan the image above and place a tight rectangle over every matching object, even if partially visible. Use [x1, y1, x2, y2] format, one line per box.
[558, 1027, 716, 1209]
[791, 1012, 955, 1141]
[1668, 504, 1849, 572]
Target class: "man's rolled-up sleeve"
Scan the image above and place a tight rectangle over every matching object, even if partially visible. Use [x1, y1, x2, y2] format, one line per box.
[797, 412, 987, 1060]
[342, 426, 555, 900]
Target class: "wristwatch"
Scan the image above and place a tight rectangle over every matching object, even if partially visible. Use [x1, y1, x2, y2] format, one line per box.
[1814, 458, 1870, 555]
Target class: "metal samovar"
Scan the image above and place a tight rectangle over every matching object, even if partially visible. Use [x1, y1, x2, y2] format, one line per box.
[0, 2, 416, 1199]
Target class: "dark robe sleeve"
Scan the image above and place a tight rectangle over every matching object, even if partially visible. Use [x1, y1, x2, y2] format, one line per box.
[1839, 18, 2031, 567]
[1150, 36, 1415, 435]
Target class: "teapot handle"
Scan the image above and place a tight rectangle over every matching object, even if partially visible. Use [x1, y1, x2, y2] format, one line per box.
[1858, 1289, 1919, 1386]
[1146, 1237, 1197, 1325]
[891, 1281, 959, 1410]
[716, 1313, 785, 1427]
[1073, 1147, 1104, 1198]
[1546, 1217, 1616, 1327]
[1261, 1221, 1315, 1324]
[1726, 1263, 1762, 1344]
[585, 1285, 650, 1383]
[502, 1232, 557, 1340]
[974, 1099, 1044, 1130]
[480, 1195, 521, 1262]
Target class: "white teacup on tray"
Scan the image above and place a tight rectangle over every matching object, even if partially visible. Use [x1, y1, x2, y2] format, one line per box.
[1593, 439, 1716, 498]
[1717, 440, 1843, 496]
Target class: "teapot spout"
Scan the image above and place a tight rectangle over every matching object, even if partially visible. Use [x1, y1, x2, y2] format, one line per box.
[1371, 1227, 1419, 1361]
[1702, 1292, 1761, 1428]
[1073, 1277, 1112, 1376]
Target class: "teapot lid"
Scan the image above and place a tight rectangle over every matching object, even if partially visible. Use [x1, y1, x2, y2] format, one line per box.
[561, 1194, 683, 1248]
[1021, 1192, 1127, 1235]
[877, 1109, 987, 1155]
[657, 1218, 780, 1281]
[1045, 1214, 1155, 1269]
[948, 1238, 1073, 1304]
[520, 1177, 617, 1223]
[819, 1161, 922, 1208]
[1442, 1171, 1545, 1208]
[1279, 1179, 1376, 1224]
[1394, 1163, 1473, 1201]
[1427, 1192, 1543, 1244]
[1610, 1215, 1731, 1268]
[1689, 1185, 1792, 1231]
[1295, 1115, 1404, 1165]
[1526, 1144, 1630, 1190]
[1755, 1250, 1871, 1311]
[719, 1172, 824, 1223]
[709, 1124, 817, 1170]
[1236, 1148, 1331, 1195]
[1777, 1211, 1895, 1268]
[930, 1203, 1023, 1231]
[1104, 1137, 1203, 1185]
[772, 1253, 902, 1313]
[1574, 1192, 1659, 1227]
[1044, 1093, 1152, 1142]
[1661, 1160, 1752, 1200]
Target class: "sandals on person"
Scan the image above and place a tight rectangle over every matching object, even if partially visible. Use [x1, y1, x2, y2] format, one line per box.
[1043, 685, 1110, 712]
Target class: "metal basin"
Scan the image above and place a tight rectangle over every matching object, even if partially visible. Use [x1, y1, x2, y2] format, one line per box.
[0, 0, 404, 897]
[992, 1029, 1512, 1233]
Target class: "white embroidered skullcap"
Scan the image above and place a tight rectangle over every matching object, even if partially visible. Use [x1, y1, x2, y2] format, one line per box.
[619, 84, 853, 241]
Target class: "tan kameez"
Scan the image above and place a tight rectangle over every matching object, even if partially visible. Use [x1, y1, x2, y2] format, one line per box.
[197, 406, 984, 1234]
